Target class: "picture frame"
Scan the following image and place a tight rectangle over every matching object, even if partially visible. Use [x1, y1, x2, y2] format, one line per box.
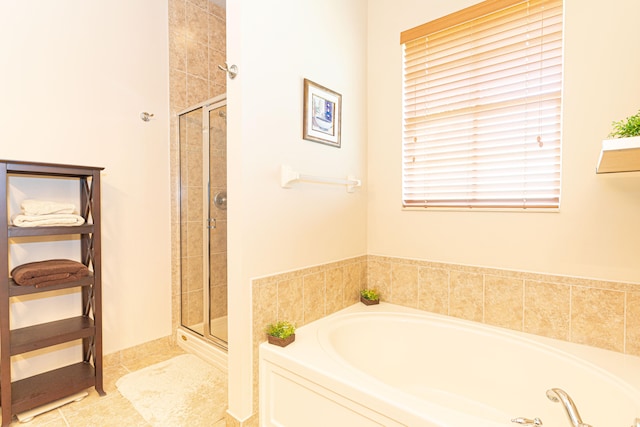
[303, 78, 342, 148]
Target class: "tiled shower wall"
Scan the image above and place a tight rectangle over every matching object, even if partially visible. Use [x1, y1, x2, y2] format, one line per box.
[250, 254, 640, 422]
[168, 0, 226, 334]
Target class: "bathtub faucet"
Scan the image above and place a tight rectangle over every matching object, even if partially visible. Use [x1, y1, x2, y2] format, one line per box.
[546, 388, 593, 427]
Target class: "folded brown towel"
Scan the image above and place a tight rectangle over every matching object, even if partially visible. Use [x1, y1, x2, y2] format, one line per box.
[11, 259, 89, 288]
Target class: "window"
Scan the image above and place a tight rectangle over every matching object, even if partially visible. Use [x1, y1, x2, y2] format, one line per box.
[401, 0, 563, 209]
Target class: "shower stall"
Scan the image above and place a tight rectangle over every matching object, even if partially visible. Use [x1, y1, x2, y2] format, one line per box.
[178, 94, 228, 352]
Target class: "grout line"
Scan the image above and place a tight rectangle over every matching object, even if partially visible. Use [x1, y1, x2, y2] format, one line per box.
[568, 285, 573, 342]
[446, 269, 451, 317]
[521, 278, 525, 332]
[623, 291, 627, 354]
[481, 274, 485, 324]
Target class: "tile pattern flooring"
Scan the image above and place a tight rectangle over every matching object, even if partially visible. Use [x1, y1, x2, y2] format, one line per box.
[5, 347, 228, 427]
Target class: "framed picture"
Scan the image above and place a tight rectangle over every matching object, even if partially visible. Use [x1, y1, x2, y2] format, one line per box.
[303, 79, 342, 148]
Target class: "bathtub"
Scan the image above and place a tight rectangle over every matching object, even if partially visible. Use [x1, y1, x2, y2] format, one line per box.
[259, 302, 640, 427]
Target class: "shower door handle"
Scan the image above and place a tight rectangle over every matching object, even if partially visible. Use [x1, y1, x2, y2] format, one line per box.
[207, 218, 216, 229]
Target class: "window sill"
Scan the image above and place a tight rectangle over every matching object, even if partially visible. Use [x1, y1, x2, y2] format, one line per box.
[401, 206, 560, 213]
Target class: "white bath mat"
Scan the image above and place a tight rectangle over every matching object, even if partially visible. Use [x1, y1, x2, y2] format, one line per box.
[116, 353, 227, 427]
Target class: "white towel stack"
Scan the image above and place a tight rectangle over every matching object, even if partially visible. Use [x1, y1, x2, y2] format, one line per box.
[12, 199, 85, 227]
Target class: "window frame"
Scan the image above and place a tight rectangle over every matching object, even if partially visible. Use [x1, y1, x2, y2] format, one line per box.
[400, 0, 564, 210]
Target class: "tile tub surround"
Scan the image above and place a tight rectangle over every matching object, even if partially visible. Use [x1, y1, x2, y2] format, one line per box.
[367, 255, 640, 356]
[250, 256, 367, 422]
[247, 254, 640, 425]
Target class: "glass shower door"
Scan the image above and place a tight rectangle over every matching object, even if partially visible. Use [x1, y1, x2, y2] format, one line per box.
[206, 102, 228, 345]
[179, 106, 205, 337]
[178, 96, 227, 349]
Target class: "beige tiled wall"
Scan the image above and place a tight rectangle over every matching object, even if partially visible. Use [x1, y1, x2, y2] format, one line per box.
[367, 255, 640, 356]
[169, 0, 226, 335]
[168, 0, 226, 108]
[253, 255, 640, 356]
[246, 254, 640, 425]
[250, 256, 367, 423]
[627, 292, 640, 355]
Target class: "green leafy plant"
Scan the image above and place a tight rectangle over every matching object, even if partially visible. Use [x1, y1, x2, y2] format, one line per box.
[608, 109, 640, 138]
[360, 288, 380, 301]
[266, 321, 296, 339]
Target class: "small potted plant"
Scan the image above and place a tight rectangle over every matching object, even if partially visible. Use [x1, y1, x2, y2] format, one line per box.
[608, 109, 640, 139]
[266, 320, 296, 347]
[360, 289, 380, 305]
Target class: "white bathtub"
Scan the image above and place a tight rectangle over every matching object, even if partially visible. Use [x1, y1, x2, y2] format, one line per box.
[259, 302, 640, 427]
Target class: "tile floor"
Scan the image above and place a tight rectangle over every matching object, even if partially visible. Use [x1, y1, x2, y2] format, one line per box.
[5, 347, 228, 427]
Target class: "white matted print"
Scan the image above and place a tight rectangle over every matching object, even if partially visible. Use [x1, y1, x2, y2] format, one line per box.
[303, 79, 342, 148]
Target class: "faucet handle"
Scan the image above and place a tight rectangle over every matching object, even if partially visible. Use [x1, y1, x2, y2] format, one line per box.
[512, 417, 543, 425]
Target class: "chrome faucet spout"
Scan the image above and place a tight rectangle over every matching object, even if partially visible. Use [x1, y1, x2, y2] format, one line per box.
[546, 388, 592, 427]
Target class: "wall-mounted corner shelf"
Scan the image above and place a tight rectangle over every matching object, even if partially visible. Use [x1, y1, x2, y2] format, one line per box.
[596, 136, 640, 173]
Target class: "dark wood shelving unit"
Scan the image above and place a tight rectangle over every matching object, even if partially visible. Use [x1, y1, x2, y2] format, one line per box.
[0, 160, 105, 426]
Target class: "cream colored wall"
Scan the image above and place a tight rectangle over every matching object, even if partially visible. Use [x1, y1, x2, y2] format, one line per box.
[0, 0, 171, 365]
[367, 0, 640, 284]
[226, 0, 368, 421]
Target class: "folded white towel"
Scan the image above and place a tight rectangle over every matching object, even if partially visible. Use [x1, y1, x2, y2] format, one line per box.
[12, 213, 85, 227]
[21, 199, 76, 216]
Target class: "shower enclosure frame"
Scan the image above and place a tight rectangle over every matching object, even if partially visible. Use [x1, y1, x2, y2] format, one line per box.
[177, 94, 228, 352]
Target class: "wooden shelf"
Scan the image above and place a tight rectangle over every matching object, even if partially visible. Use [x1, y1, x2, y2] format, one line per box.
[0, 160, 104, 425]
[4, 160, 101, 178]
[11, 363, 95, 414]
[11, 316, 95, 355]
[596, 136, 640, 173]
[8, 225, 94, 238]
[9, 275, 94, 297]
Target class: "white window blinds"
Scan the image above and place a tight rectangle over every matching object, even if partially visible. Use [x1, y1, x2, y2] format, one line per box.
[402, 0, 563, 209]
